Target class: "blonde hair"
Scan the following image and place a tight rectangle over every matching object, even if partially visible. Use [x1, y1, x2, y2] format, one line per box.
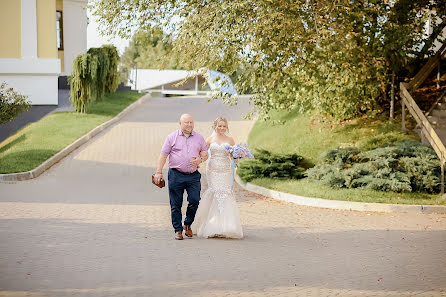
[213, 117, 229, 132]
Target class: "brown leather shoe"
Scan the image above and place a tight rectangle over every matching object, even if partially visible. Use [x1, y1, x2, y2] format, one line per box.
[175, 231, 183, 240]
[184, 225, 193, 238]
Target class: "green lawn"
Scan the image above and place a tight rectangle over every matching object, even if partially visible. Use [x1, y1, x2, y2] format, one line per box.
[244, 110, 444, 205]
[0, 91, 142, 174]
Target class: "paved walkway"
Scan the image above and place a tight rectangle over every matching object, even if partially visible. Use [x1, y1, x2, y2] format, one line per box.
[1, 95, 446, 297]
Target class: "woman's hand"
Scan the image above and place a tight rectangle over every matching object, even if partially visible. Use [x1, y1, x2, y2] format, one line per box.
[190, 156, 202, 167]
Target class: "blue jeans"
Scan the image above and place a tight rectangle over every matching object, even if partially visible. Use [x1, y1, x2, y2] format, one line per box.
[167, 168, 201, 233]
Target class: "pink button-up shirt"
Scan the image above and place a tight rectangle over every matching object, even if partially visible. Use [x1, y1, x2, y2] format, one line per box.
[161, 130, 207, 173]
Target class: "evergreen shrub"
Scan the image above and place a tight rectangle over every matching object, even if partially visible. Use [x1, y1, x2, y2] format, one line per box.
[237, 149, 306, 182]
[306, 140, 441, 193]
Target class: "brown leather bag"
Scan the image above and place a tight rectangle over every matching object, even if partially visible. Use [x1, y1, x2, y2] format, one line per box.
[152, 174, 165, 188]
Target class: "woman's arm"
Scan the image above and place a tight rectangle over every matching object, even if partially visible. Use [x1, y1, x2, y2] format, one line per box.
[228, 137, 235, 146]
[205, 136, 213, 148]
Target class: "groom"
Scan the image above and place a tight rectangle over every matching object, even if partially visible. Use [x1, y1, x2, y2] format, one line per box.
[154, 114, 208, 240]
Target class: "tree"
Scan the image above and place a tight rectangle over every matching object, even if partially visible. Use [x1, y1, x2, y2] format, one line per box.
[119, 28, 190, 84]
[69, 45, 119, 113]
[91, 0, 446, 120]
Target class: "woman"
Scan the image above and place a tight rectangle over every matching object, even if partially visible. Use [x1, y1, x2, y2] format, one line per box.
[192, 117, 243, 238]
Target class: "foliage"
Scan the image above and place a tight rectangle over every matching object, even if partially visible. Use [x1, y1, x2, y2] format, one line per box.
[237, 149, 306, 182]
[90, 0, 446, 120]
[306, 140, 441, 193]
[247, 108, 417, 169]
[119, 28, 187, 84]
[102, 45, 120, 93]
[0, 82, 30, 124]
[69, 45, 119, 113]
[87, 47, 109, 101]
[69, 53, 97, 113]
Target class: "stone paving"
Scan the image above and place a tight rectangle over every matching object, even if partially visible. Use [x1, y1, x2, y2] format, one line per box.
[1, 95, 446, 297]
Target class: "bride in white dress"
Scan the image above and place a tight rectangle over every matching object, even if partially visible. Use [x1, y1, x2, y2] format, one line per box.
[192, 117, 243, 239]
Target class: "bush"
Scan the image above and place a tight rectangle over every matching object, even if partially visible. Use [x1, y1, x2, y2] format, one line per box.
[69, 45, 120, 113]
[102, 45, 119, 93]
[69, 53, 97, 113]
[87, 47, 109, 101]
[237, 149, 306, 182]
[307, 140, 441, 193]
[0, 82, 30, 124]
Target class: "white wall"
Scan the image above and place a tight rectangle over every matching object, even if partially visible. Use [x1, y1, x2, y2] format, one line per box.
[61, 0, 87, 76]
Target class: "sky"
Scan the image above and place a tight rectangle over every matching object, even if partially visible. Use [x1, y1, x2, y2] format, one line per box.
[86, 12, 130, 55]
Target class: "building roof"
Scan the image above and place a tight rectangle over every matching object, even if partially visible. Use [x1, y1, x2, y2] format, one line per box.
[128, 69, 237, 96]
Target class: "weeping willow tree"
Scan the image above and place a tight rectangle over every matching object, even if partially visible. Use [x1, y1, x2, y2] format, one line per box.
[102, 45, 119, 93]
[69, 45, 119, 113]
[87, 47, 109, 101]
[69, 53, 98, 113]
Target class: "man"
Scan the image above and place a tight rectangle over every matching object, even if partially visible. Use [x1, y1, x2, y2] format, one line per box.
[154, 114, 208, 240]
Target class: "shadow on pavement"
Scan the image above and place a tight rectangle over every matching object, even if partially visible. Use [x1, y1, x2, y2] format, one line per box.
[0, 217, 445, 296]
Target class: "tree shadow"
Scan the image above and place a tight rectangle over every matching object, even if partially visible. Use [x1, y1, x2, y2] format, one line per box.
[0, 149, 57, 174]
[0, 217, 445, 296]
[0, 134, 26, 154]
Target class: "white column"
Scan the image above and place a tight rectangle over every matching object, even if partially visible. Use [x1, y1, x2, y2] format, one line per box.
[62, 0, 88, 75]
[21, 0, 38, 59]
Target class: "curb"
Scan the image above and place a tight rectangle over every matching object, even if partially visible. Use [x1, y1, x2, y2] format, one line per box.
[0, 94, 149, 182]
[234, 175, 446, 214]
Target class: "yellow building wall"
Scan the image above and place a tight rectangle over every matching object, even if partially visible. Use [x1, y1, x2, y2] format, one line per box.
[37, 0, 57, 58]
[56, 0, 64, 71]
[0, 1, 21, 58]
[58, 50, 64, 72]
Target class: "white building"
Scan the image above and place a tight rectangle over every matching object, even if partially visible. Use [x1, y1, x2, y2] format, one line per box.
[128, 69, 238, 96]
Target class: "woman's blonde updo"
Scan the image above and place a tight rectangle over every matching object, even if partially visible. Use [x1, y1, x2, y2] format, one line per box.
[212, 116, 229, 133]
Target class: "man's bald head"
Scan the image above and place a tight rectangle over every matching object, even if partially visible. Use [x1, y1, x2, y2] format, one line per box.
[179, 114, 193, 123]
[179, 114, 194, 136]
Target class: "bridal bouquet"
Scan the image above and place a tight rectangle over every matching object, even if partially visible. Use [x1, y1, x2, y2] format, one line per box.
[224, 143, 254, 159]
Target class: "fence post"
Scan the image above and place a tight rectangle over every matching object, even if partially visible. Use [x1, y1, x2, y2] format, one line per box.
[402, 100, 406, 132]
[390, 71, 395, 123]
[442, 160, 445, 196]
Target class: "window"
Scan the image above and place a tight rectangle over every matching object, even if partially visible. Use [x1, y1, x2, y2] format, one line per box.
[56, 11, 63, 50]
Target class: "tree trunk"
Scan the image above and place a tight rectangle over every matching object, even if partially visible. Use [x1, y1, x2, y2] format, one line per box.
[390, 71, 395, 123]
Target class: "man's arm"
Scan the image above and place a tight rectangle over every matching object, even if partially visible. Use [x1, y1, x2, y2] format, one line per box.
[189, 135, 209, 167]
[154, 153, 168, 183]
[201, 136, 209, 162]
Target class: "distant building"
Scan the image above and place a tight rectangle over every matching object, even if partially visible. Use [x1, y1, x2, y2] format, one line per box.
[128, 69, 238, 96]
[0, 0, 87, 105]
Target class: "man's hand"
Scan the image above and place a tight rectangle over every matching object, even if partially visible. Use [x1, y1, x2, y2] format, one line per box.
[154, 172, 164, 184]
[190, 156, 202, 167]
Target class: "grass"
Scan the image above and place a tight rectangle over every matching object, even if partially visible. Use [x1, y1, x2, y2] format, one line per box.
[0, 91, 142, 174]
[244, 110, 444, 205]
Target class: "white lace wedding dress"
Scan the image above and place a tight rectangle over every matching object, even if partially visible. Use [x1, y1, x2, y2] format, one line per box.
[192, 142, 243, 238]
